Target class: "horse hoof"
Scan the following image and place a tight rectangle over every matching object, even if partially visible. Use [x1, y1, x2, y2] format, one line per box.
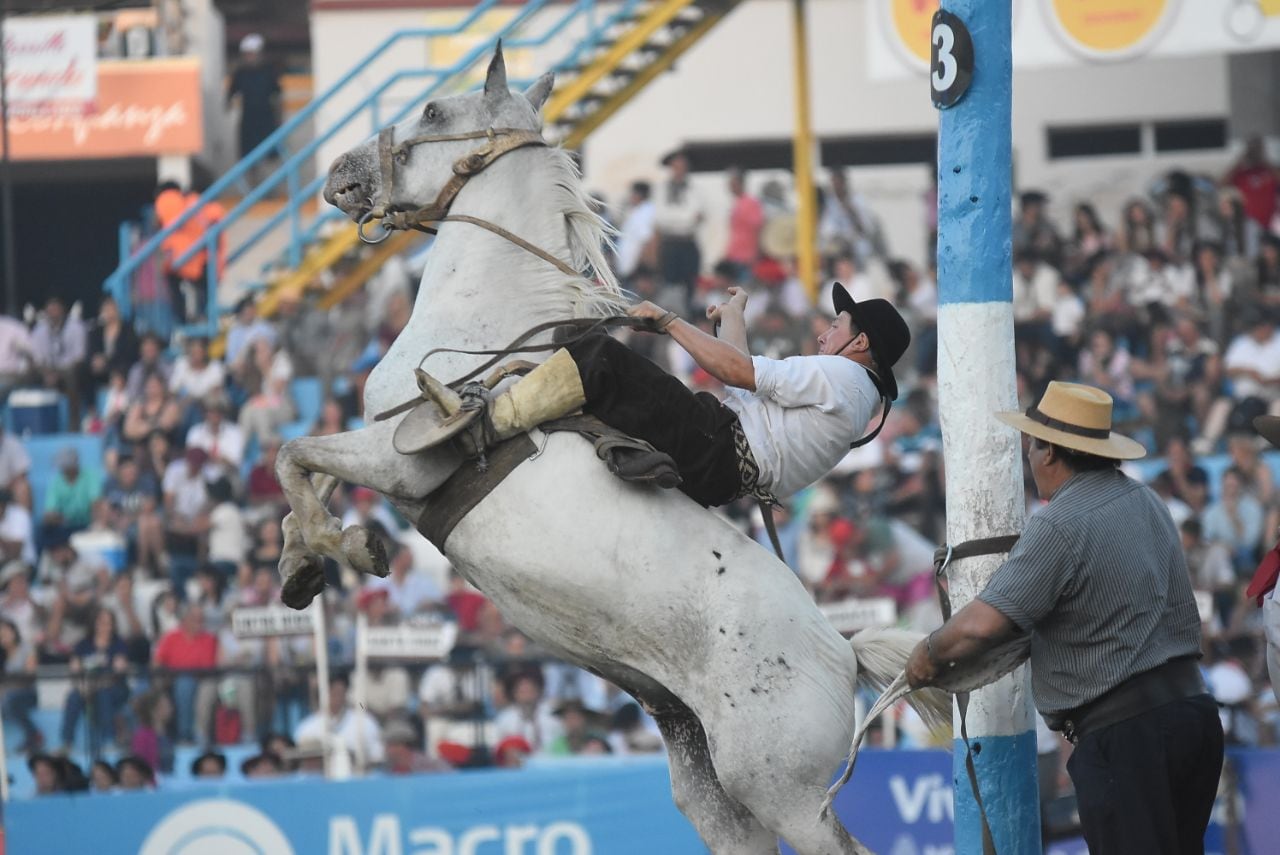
[342, 525, 389, 577]
[280, 554, 326, 610]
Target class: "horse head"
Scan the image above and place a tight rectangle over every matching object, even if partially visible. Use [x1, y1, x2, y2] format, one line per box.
[323, 43, 556, 230]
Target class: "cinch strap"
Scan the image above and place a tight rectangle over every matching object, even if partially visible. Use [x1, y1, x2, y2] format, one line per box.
[1025, 405, 1110, 440]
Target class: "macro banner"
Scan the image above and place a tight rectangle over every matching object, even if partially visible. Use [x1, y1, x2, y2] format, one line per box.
[869, 0, 1280, 79]
[2, 14, 97, 117]
[7, 749, 1274, 854]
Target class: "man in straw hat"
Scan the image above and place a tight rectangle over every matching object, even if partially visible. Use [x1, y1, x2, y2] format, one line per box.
[1246, 415, 1280, 707]
[408, 282, 909, 508]
[906, 381, 1222, 855]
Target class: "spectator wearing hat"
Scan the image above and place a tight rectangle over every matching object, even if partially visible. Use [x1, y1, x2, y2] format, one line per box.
[41, 447, 102, 547]
[545, 698, 610, 757]
[191, 749, 227, 778]
[227, 34, 281, 170]
[383, 718, 452, 774]
[0, 616, 40, 752]
[0, 488, 34, 565]
[116, 755, 155, 790]
[493, 734, 533, 768]
[908, 381, 1221, 855]
[294, 673, 385, 767]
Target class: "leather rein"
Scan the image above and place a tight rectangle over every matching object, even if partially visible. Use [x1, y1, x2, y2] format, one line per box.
[355, 124, 579, 279]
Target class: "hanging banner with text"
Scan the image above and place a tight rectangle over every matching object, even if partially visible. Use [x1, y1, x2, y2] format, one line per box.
[869, 0, 1280, 79]
[7, 58, 203, 160]
[2, 14, 98, 117]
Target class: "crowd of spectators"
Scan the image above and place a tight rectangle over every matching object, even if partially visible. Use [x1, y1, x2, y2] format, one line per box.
[2, 140, 1278, 797]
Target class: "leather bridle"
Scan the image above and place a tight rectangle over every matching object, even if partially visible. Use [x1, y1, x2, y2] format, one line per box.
[354, 123, 579, 277]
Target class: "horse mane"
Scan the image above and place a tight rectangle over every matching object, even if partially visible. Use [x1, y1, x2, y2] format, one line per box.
[544, 146, 627, 318]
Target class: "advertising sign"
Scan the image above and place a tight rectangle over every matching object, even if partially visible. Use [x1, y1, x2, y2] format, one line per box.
[8, 59, 203, 160]
[3, 15, 97, 117]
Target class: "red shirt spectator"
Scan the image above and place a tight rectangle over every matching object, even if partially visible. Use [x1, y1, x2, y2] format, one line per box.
[1225, 138, 1280, 228]
[724, 168, 764, 265]
[154, 605, 218, 670]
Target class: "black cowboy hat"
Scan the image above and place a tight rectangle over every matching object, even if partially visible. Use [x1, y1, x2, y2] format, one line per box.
[831, 282, 910, 401]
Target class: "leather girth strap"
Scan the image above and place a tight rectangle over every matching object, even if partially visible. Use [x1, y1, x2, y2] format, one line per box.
[417, 433, 538, 553]
[932, 533, 1021, 855]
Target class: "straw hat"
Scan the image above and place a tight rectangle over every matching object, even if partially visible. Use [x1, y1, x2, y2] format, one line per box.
[1256, 415, 1280, 448]
[994, 382, 1146, 460]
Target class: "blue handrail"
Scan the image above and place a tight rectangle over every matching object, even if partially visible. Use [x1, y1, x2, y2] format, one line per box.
[107, 0, 651, 330]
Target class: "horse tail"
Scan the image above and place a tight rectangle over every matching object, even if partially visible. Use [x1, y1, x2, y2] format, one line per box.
[849, 627, 952, 731]
[819, 628, 954, 819]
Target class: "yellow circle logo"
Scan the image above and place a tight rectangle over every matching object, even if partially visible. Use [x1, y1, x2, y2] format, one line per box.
[1046, 0, 1174, 57]
[889, 0, 941, 68]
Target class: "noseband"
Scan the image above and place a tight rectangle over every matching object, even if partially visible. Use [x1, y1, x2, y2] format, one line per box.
[357, 124, 548, 243]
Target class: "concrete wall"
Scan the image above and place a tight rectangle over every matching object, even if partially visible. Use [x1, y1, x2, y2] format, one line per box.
[307, 0, 1260, 267]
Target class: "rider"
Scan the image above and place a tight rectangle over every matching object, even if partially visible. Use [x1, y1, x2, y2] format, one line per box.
[416, 282, 909, 507]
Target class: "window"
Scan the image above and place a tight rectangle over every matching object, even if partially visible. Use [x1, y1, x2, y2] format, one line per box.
[1154, 119, 1226, 153]
[1047, 124, 1142, 159]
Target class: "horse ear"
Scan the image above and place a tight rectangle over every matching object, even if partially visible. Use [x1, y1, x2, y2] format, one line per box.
[523, 72, 554, 112]
[484, 41, 508, 98]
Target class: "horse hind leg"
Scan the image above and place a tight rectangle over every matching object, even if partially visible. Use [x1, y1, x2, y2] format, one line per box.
[654, 709, 779, 855]
[279, 473, 337, 609]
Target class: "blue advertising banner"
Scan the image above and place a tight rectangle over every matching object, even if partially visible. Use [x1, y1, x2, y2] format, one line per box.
[8, 748, 1276, 854]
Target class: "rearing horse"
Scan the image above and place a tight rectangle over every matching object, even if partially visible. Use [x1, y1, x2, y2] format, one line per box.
[274, 46, 947, 855]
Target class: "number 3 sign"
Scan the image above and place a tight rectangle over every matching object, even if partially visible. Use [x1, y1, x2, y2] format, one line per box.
[930, 9, 975, 109]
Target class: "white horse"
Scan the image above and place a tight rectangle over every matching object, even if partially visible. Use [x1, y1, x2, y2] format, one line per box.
[275, 46, 948, 854]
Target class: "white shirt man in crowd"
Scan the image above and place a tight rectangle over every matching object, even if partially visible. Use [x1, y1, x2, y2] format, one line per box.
[294, 673, 385, 766]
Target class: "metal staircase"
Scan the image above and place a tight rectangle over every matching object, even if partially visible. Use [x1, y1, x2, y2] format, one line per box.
[105, 0, 744, 340]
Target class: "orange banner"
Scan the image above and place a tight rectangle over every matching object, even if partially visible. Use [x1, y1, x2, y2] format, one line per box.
[7, 58, 202, 160]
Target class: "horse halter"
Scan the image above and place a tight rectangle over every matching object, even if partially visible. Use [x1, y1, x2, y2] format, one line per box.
[357, 124, 548, 244]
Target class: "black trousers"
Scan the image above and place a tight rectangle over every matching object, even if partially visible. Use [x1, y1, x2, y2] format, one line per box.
[1066, 694, 1223, 855]
[566, 336, 740, 508]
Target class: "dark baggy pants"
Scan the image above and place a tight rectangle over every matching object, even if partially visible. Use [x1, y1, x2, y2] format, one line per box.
[1066, 694, 1224, 855]
[566, 335, 741, 507]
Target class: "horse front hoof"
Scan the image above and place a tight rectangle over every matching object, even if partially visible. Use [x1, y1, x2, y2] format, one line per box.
[280, 554, 326, 609]
[342, 525, 389, 577]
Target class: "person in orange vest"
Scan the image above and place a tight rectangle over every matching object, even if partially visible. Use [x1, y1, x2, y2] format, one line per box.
[153, 183, 226, 325]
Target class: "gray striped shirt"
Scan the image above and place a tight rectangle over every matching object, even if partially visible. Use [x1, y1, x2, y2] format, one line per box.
[979, 469, 1202, 714]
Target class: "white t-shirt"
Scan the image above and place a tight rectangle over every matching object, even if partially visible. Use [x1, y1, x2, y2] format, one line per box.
[295, 707, 385, 764]
[365, 571, 442, 617]
[169, 357, 226, 400]
[186, 421, 246, 474]
[1223, 331, 1280, 402]
[0, 503, 34, 564]
[208, 502, 248, 564]
[0, 434, 30, 487]
[1012, 264, 1058, 322]
[722, 354, 880, 498]
[162, 460, 208, 521]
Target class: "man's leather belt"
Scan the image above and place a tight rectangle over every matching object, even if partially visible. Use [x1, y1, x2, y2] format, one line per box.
[1050, 656, 1206, 744]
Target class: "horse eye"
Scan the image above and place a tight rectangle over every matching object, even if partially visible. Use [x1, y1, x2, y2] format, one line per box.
[424, 104, 438, 121]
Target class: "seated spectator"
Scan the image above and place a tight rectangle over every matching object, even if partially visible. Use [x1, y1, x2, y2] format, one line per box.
[38, 536, 107, 658]
[216, 609, 266, 741]
[29, 297, 88, 425]
[60, 607, 129, 752]
[1203, 467, 1266, 575]
[0, 424, 31, 510]
[295, 673, 384, 766]
[115, 755, 154, 790]
[350, 590, 411, 717]
[1226, 431, 1275, 507]
[0, 312, 33, 402]
[492, 670, 560, 754]
[89, 759, 117, 793]
[162, 447, 211, 597]
[262, 732, 296, 771]
[86, 295, 139, 402]
[100, 571, 149, 665]
[0, 488, 34, 566]
[366, 543, 443, 618]
[0, 617, 40, 752]
[238, 372, 294, 447]
[310, 397, 348, 437]
[130, 688, 175, 774]
[103, 453, 160, 563]
[29, 753, 65, 796]
[154, 604, 219, 744]
[245, 439, 285, 508]
[1013, 190, 1063, 269]
[241, 751, 284, 779]
[494, 734, 533, 769]
[125, 334, 171, 405]
[610, 701, 663, 754]
[383, 718, 451, 774]
[206, 478, 247, 578]
[1077, 328, 1136, 419]
[1181, 518, 1237, 628]
[0, 561, 39, 647]
[1198, 308, 1280, 454]
[545, 699, 609, 757]
[341, 486, 398, 536]
[185, 394, 244, 482]
[123, 372, 183, 447]
[224, 297, 277, 372]
[41, 447, 102, 544]
[245, 520, 284, 583]
[191, 749, 227, 778]
[169, 336, 225, 404]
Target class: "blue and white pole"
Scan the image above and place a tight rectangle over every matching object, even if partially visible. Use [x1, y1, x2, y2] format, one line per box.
[933, 1, 1041, 852]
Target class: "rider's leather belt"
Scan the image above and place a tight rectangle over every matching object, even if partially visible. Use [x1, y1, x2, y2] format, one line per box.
[1049, 655, 1206, 744]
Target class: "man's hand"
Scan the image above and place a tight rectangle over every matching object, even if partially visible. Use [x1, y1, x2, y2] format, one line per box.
[706, 286, 749, 325]
[627, 300, 676, 332]
[906, 635, 938, 689]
